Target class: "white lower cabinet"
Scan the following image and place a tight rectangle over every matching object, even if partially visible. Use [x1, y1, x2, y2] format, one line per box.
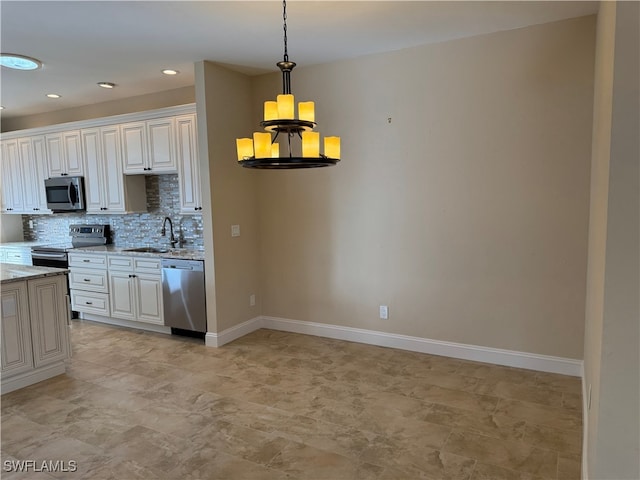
[69, 252, 110, 316]
[1, 273, 71, 393]
[0, 247, 32, 266]
[108, 271, 136, 321]
[27, 276, 71, 368]
[1, 281, 33, 377]
[108, 255, 163, 325]
[68, 252, 163, 328]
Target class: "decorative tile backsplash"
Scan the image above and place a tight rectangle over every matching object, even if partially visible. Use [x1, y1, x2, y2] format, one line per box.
[22, 174, 204, 249]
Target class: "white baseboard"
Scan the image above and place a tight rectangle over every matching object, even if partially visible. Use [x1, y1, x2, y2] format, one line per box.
[204, 314, 582, 377]
[205, 317, 262, 347]
[260, 316, 583, 377]
[1, 362, 66, 395]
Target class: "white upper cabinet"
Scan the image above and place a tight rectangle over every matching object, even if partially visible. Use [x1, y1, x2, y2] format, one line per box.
[45, 130, 83, 177]
[1, 136, 50, 214]
[81, 128, 105, 212]
[2, 104, 199, 216]
[82, 126, 147, 214]
[122, 117, 178, 174]
[176, 114, 202, 214]
[19, 136, 50, 213]
[1, 139, 24, 213]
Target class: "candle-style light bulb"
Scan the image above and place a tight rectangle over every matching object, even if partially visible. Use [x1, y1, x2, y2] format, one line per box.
[253, 132, 272, 158]
[302, 132, 320, 157]
[277, 94, 295, 119]
[236, 138, 254, 161]
[324, 136, 340, 159]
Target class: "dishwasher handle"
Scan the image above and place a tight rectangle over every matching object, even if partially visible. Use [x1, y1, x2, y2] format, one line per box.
[161, 259, 204, 272]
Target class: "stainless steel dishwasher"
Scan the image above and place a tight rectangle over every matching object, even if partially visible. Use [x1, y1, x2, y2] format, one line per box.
[161, 258, 206, 336]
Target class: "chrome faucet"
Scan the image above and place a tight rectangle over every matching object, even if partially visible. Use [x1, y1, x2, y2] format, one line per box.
[161, 217, 178, 248]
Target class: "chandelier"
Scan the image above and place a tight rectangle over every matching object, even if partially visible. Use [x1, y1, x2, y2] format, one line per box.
[236, 0, 340, 169]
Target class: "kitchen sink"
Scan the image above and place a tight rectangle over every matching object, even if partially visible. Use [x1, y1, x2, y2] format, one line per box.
[122, 247, 170, 253]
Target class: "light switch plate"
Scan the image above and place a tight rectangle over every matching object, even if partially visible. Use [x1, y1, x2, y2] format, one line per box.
[231, 225, 240, 237]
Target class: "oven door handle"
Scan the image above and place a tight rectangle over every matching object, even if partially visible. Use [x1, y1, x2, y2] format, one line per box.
[31, 252, 68, 260]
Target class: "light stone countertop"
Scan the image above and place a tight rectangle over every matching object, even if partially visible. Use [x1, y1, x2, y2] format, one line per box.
[72, 245, 205, 261]
[0, 263, 69, 284]
[0, 241, 50, 249]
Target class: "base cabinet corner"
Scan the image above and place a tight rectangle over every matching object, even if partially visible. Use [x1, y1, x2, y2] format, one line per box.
[1, 274, 71, 394]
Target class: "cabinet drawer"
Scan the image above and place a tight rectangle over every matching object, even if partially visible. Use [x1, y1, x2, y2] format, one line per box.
[3, 249, 31, 265]
[69, 253, 107, 269]
[69, 268, 108, 293]
[71, 290, 110, 316]
[107, 255, 133, 271]
[134, 257, 162, 274]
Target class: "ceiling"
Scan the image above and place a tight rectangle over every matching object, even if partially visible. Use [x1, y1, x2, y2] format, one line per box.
[1, 1, 598, 120]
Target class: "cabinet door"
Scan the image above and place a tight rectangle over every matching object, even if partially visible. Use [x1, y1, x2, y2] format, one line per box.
[0, 282, 34, 376]
[121, 122, 147, 174]
[2, 140, 24, 213]
[63, 131, 83, 175]
[176, 114, 202, 214]
[2, 139, 25, 213]
[109, 271, 136, 320]
[135, 274, 164, 325]
[28, 275, 70, 368]
[31, 136, 51, 212]
[81, 128, 106, 213]
[147, 118, 177, 173]
[19, 138, 39, 213]
[0, 142, 7, 212]
[45, 133, 65, 177]
[101, 126, 127, 212]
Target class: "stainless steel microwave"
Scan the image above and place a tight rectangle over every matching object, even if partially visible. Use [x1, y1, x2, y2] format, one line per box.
[44, 176, 86, 212]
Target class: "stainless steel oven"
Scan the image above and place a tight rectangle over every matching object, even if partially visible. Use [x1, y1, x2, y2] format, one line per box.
[44, 176, 86, 212]
[31, 224, 110, 268]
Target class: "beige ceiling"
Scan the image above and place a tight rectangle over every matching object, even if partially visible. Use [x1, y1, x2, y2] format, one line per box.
[0, 1, 598, 120]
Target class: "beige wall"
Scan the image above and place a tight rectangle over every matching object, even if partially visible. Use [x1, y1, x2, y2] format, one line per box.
[253, 16, 595, 359]
[1, 86, 195, 132]
[195, 61, 260, 333]
[583, 2, 640, 478]
[583, 1, 615, 475]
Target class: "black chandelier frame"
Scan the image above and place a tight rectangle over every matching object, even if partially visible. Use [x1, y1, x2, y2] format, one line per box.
[238, 0, 339, 169]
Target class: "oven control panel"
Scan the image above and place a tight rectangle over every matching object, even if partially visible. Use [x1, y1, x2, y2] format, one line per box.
[69, 224, 109, 237]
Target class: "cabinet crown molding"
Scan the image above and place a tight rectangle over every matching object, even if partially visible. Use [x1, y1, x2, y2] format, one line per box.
[0, 104, 196, 140]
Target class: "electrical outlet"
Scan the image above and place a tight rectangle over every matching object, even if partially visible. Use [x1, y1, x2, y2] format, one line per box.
[379, 305, 388, 319]
[231, 225, 240, 237]
[28, 220, 34, 229]
[249, 294, 256, 307]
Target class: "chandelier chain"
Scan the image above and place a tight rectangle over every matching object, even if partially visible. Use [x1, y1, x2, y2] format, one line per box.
[282, 0, 288, 61]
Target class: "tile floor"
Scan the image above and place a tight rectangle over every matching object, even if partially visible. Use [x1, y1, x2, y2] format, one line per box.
[1, 320, 582, 479]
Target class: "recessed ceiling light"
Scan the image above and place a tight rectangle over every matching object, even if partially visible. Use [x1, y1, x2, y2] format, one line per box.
[0, 53, 42, 70]
[162, 69, 179, 75]
[46, 94, 61, 99]
[97, 82, 116, 89]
